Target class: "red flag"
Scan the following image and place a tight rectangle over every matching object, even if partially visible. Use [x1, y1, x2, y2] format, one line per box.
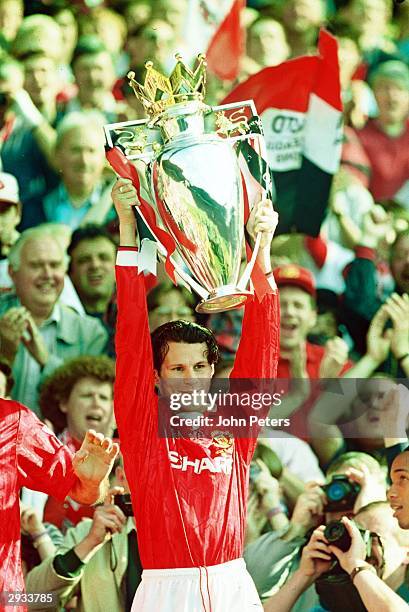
[222, 30, 343, 237]
[183, 0, 245, 81]
[206, 0, 245, 81]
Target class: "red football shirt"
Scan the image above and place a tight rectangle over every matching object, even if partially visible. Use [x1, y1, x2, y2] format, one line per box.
[114, 249, 280, 569]
[355, 119, 409, 202]
[0, 400, 78, 612]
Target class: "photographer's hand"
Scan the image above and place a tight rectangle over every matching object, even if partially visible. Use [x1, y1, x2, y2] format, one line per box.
[342, 465, 386, 513]
[266, 517, 405, 612]
[328, 523, 409, 612]
[264, 525, 331, 612]
[328, 516, 366, 574]
[299, 526, 332, 580]
[282, 481, 326, 541]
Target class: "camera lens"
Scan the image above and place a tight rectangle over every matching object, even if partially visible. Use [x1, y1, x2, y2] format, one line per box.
[325, 522, 346, 543]
[327, 481, 347, 501]
[324, 521, 351, 552]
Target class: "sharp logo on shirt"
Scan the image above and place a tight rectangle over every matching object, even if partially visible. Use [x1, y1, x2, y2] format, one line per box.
[168, 450, 233, 474]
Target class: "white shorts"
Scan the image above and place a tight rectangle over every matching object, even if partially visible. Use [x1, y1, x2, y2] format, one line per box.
[131, 557, 263, 612]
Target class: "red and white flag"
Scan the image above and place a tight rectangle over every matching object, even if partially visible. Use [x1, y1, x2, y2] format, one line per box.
[183, 0, 245, 81]
[222, 29, 343, 236]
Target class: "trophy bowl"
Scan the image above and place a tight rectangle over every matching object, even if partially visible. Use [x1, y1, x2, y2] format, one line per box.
[104, 55, 270, 313]
[151, 104, 252, 313]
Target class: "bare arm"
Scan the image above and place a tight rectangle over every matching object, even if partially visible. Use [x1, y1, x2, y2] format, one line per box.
[264, 526, 332, 611]
[263, 569, 312, 612]
[10, 90, 58, 171]
[353, 571, 409, 612]
[331, 518, 409, 612]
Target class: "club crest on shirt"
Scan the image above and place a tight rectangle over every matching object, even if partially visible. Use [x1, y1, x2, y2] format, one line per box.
[209, 431, 234, 456]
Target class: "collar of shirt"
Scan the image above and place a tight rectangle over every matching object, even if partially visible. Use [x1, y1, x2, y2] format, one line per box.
[58, 182, 103, 210]
[40, 301, 61, 329]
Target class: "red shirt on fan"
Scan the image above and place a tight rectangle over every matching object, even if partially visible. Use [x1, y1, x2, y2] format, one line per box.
[114, 248, 279, 569]
[0, 400, 78, 612]
[355, 119, 409, 202]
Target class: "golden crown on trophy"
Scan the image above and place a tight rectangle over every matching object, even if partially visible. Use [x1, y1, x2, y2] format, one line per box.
[127, 53, 207, 119]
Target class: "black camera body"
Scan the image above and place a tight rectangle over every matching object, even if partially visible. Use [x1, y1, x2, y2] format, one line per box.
[324, 520, 352, 552]
[323, 475, 361, 512]
[114, 493, 134, 517]
[315, 520, 376, 612]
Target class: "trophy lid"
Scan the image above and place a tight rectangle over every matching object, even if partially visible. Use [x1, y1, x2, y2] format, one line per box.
[127, 54, 207, 120]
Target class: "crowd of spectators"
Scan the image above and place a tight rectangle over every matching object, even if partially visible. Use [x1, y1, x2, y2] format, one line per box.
[0, 0, 408, 610]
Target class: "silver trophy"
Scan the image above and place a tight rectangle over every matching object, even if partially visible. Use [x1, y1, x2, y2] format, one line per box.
[104, 55, 271, 313]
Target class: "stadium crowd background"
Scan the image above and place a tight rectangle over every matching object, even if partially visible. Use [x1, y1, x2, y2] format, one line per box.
[0, 0, 409, 610]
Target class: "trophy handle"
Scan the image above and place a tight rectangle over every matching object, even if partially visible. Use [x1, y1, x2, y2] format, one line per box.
[237, 233, 261, 292]
[131, 192, 210, 301]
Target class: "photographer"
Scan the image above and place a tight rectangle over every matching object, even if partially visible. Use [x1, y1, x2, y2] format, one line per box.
[326, 517, 408, 612]
[263, 514, 408, 612]
[245, 451, 386, 609]
[25, 455, 141, 612]
[263, 524, 335, 612]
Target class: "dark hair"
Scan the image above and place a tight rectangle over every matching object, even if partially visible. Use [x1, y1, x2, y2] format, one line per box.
[0, 358, 14, 395]
[316, 288, 340, 316]
[67, 223, 117, 267]
[326, 17, 361, 42]
[72, 35, 109, 66]
[39, 355, 115, 433]
[151, 320, 219, 373]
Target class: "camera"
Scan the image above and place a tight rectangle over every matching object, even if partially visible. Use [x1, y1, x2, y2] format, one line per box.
[113, 493, 134, 517]
[324, 520, 352, 552]
[323, 475, 361, 512]
[315, 521, 375, 612]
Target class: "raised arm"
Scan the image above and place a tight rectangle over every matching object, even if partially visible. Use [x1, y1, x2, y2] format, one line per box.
[230, 199, 280, 381]
[343, 208, 391, 352]
[112, 178, 156, 450]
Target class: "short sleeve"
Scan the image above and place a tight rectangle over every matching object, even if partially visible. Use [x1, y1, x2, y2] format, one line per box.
[17, 406, 78, 501]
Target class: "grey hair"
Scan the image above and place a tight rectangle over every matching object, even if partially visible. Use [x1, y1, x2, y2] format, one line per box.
[8, 225, 69, 272]
[55, 110, 107, 151]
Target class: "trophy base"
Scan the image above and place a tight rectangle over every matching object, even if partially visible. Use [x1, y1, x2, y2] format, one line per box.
[195, 287, 253, 314]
